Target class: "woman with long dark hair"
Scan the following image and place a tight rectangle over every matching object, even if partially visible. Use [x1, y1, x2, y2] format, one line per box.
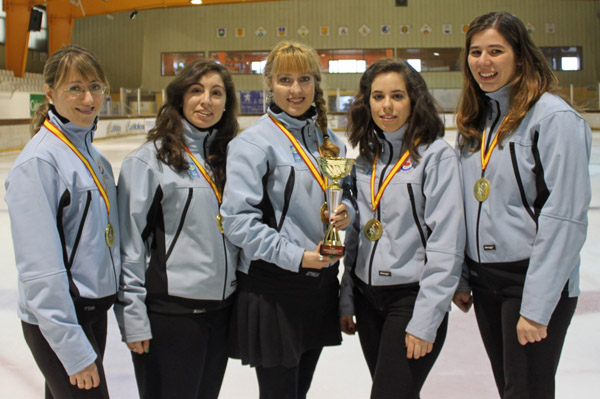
[340, 58, 464, 399]
[454, 11, 591, 398]
[115, 59, 239, 399]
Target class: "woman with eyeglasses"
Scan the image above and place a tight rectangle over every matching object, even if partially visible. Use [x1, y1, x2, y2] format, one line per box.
[114, 59, 239, 399]
[5, 45, 119, 398]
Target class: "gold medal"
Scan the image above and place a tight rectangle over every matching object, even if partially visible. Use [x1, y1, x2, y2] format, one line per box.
[105, 223, 115, 247]
[216, 213, 224, 234]
[364, 218, 383, 241]
[320, 202, 328, 225]
[474, 177, 490, 202]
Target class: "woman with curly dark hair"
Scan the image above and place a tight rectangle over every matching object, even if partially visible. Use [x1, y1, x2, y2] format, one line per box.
[339, 58, 465, 399]
[453, 11, 591, 399]
[115, 59, 239, 399]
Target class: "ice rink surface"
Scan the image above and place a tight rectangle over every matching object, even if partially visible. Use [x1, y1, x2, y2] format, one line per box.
[1, 131, 599, 398]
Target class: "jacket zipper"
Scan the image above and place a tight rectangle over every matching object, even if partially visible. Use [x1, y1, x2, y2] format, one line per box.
[301, 122, 328, 205]
[367, 136, 393, 285]
[476, 99, 501, 263]
[84, 134, 119, 292]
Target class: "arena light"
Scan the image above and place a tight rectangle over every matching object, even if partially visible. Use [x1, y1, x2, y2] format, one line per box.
[190, 0, 203, 4]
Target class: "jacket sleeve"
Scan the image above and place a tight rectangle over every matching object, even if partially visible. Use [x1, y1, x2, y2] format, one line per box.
[520, 111, 591, 325]
[340, 165, 360, 316]
[340, 214, 359, 316]
[406, 151, 466, 342]
[114, 154, 157, 343]
[5, 158, 97, 376]
[221, 136, 306, 272]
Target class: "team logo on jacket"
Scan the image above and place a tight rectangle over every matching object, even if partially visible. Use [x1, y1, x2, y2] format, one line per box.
[187, 163, 201, 178]
[400, 159, 413, 171]
[290, 146, 302, 162]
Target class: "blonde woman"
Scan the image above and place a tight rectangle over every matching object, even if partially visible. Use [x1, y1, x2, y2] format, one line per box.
[221, 41, 354, 398]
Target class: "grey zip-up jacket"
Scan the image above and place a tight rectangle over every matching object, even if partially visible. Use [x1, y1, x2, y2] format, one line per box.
[340, 126, 465, 342]
[460, 86, 591, 326]
[115, 120, 238, 344]
[5, 110, 120, 375]
[221, 106, 354, 273]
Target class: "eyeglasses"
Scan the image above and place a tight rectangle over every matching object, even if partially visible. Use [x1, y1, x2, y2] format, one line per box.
[62, 83, 107, 97]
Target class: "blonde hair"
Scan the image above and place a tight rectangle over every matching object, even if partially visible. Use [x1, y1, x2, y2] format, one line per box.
[264, 41, 339, 157]
[31, 44, 109, 135]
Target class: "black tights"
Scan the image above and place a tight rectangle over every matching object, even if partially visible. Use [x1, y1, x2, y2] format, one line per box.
[255, 347, 323, 399]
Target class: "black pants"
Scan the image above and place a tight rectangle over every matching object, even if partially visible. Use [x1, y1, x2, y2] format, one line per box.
[354, 287, 448, 399]
[254, 347, 322, 399]
[132, 309, 230, 399]
[473, 290, 577, 399]
[22, 310, 109, 399]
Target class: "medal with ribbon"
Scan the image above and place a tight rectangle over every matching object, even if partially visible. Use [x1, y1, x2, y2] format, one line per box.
[365, 138, 420, 241]
[184, 147, 224, 234]
[474, 116, 509, 202]
[268, 113, 329, 224]
[44, 119, 115, 247]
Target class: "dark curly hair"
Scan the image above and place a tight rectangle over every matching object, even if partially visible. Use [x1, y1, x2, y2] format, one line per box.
[348, 58, 444, 163]
[147, 59, 239, 191]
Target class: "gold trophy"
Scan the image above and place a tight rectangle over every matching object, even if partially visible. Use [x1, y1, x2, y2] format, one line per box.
[317, 157, 355, 256]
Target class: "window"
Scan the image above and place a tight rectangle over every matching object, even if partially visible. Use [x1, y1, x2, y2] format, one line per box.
[161, 52, 205, 76]
[209, 51, 269, 74]
[318, 49, 392, 73]
[396, 48, 461, 72]
[541, 47, 582, 71]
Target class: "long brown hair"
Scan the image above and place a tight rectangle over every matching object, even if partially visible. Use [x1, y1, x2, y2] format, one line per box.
[147, 59, 239, 191]
[348, 58, 443, 163]
[31, 44, 109, 135]
[264, 41, 339, 157]
[456, 11, 558, 152]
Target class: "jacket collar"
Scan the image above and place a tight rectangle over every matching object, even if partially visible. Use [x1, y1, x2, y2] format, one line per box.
[484, 84, 511, 117]
[377, 124, 408, 150]
[267, 104, 318, 133]
[47, 107, 97, 149]
[182, 118, 216, 155]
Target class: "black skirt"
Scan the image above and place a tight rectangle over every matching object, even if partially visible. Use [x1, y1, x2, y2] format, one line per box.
[228, 260, 342, 368]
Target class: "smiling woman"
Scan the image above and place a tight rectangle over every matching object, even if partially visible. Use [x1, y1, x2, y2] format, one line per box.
[220, 40, 355, 399]
[455, 12, 592, 399]
[5, 44, 118, 399]
[114, 59, 240, 399]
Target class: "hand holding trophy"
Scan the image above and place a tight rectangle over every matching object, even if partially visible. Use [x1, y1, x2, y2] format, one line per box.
[317, 157, 354, 256]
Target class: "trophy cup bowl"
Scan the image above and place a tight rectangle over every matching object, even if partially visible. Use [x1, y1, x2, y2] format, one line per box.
[317, 157, 355, 256]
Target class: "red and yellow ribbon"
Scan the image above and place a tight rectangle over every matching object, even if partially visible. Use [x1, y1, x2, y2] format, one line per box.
[184, 147, 221, 204]
[480, 116, 509, 171]
[44, 119, 110, 214]
[370, 147, 412, 212]
[268, 113, 327, 193]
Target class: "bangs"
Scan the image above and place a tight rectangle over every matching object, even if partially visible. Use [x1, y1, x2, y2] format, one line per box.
[55, 53, 107, 87]
[270, 49, 320, 76]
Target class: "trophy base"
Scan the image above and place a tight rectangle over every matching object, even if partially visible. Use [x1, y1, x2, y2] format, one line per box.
[320, 244, 345, 256]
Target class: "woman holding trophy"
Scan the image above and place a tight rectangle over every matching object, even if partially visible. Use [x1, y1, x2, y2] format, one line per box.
[339, 58, 465, 399]
[221, 40, 354, 398]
